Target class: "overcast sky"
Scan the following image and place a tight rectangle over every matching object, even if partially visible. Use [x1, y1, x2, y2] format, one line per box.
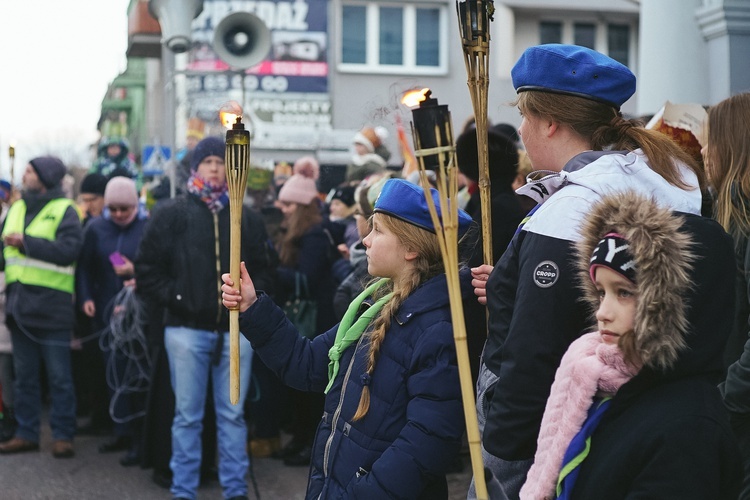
[0, 0, 130, 179]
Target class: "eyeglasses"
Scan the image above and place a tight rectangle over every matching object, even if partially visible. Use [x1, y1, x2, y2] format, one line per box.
[107, 206, 133, 214]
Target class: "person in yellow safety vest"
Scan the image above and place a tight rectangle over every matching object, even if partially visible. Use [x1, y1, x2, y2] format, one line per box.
[0, 157, 83, 459]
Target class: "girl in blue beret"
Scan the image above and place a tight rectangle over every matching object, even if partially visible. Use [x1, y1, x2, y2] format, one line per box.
[222, 178, 474, 499]
[471, 44, 708, 499]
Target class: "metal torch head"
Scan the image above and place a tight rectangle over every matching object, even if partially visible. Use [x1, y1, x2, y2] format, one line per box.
[457, 0, 493, 42]
[411, 91, 454, 172]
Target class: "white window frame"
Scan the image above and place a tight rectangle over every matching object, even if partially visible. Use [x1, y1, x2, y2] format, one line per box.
[338, 1, 449, 75]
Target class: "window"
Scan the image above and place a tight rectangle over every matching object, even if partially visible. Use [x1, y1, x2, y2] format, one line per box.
[379, 7, 403, 65]
[340, 2, 448, 75]
[540, 21, 562, 45]
[574, 23, 596, 49]
[416, 8, 440, 67]
[342, 6, 367, 64]
[608, 24, 630, 66]
[538, 20, 633, 68]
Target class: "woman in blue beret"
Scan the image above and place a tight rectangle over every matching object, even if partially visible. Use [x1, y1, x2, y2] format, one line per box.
[222, 178, 475, 499]
[471, 44, 710, 499]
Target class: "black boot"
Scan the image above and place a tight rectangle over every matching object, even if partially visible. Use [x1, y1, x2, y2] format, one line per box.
[98, 435, 132, 453]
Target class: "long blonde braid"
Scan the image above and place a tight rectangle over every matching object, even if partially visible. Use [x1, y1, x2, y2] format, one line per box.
[352, 214, 443, 421]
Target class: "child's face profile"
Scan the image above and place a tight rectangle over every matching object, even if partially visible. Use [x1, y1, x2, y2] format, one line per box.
[362, 213, 413, 279]
[593, 266, 637, 345]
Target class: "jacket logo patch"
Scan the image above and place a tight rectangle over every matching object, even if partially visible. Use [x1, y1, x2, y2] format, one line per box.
[533, 260, 559, 288]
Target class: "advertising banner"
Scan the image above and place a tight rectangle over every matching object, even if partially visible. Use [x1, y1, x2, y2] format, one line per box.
[186, 0, 331, 150]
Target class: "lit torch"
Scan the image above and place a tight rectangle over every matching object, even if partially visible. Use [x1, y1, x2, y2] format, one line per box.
[457, 0, 493, 267]
[222, 101, 250, 405]
[410, 91, 488, 499]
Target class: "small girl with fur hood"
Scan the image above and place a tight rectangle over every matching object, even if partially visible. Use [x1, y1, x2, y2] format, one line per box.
[520, 191, 742, 500]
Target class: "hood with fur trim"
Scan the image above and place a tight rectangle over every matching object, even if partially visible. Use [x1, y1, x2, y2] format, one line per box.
[575, 191, 695, 371]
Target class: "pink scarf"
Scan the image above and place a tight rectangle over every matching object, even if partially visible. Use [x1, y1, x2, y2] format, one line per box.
[520, 332, 640, 500]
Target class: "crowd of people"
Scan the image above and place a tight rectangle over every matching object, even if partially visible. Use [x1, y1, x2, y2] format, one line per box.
[1, 42, 750, 500]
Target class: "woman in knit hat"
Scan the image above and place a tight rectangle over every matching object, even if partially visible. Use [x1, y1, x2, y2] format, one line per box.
[78, 173, 108, 224]
[346, 126, 390, 182]
[270, 169, 345, 465]
[134, 136, 278, 500]
[77, 176, 149, 464]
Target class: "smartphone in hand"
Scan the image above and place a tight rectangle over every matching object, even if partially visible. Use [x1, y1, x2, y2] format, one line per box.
[109, 251, 126, 267]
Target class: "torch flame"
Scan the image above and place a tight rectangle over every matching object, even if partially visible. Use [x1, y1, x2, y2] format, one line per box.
[401, 88, 430, 109]
[220, 101, 244, 130]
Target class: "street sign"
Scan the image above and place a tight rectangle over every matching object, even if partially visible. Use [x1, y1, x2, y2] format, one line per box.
[142, 145, 171, 176]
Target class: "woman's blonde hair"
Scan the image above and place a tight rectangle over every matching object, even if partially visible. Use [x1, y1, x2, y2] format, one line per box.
[277, 200, 322, 266]
[706, 92, 750, 240]
[352, 213, 444, 421]
[516, 92, 704, 191]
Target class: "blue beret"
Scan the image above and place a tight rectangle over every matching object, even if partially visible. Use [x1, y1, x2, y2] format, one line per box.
[374, 179, 473, 235]
[511, 44, 635, 109]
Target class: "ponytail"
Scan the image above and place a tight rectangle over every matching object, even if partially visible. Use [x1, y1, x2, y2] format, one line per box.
[591, 115, 703, 191]
[516, 92, 704, 191]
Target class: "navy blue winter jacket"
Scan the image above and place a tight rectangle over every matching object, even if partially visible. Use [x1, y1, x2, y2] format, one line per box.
[239, 270, 471, 499]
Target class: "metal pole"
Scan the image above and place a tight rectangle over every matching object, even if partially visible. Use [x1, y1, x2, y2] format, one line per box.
[162, 45, 178, 198]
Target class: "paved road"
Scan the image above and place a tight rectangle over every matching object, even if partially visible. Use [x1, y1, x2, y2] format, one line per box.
[0, 420, 473, 499]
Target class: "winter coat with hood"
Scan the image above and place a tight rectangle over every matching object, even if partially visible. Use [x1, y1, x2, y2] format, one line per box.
[237, 270, 472, 499]
[481, 149, 703, 462]
[91, 138, 138, 180]
[135, 194, 277, 332]
[563, 192, 741, 499]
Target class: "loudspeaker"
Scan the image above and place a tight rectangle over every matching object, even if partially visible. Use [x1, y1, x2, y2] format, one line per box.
[213, 12, 271, 69]
[149, 0, 204, 53]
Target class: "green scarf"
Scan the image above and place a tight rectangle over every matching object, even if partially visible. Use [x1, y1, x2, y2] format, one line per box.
[325, 278, 392, 394]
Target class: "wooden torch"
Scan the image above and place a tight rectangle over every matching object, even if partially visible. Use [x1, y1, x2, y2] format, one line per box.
[225, 115, 250, 405]
[8, 144, 15, 190]
[457, 0, 493, 267]
[411, 91, 488, 500]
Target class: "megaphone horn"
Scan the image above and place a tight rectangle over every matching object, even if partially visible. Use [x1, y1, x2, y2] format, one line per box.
[214, 12, 272, 70]
[149, 0, 203, 54]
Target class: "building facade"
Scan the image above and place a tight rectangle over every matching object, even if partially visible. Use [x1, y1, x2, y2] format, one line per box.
[105, 0, 750, 171]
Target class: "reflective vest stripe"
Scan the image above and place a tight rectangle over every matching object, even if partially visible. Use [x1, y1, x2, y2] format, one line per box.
[5, 257, 74, 275]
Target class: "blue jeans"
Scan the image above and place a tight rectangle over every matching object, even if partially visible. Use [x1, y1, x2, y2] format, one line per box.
[10, 318, 76, 442]
[468, 362, 532, 500]
[165, 327, 252, 500]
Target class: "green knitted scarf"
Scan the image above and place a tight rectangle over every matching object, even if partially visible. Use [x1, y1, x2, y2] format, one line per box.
[325, 278, 392, 394]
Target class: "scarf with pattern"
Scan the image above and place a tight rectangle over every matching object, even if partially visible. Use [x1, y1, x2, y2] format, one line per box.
[186, 172, 229, 213]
